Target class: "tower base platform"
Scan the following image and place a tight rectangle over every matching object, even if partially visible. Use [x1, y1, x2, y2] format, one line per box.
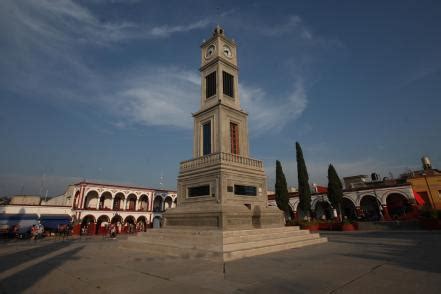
[121, 226, 327, 262]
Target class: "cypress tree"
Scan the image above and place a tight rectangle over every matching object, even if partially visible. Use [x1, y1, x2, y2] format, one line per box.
[327, 164, 344, 221]
[275, 160, 290, 220]
[296, 142, 311, 218]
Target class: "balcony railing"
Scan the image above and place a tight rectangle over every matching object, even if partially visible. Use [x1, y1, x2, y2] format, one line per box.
[80, 207, 150, 212]
[180, 152, 263, 171]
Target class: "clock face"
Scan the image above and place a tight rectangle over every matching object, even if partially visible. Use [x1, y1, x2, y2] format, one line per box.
[223, 45, 232, 58]
[205, 44, 215, 59]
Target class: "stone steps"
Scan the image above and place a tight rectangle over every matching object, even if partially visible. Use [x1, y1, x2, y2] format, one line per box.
[138, 226, 300, 237]
[223, 226, 300, 237]
[223, 229, 309, 244]
[224, 233, 321, 252]
[223, 237, 328, 261]
[120, 226, 327, 261]
[125, 227, 313, 251]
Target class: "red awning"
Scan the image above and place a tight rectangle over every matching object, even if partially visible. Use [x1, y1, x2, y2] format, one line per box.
[413, 190, 425, 206]
[316, 186, 328, 193]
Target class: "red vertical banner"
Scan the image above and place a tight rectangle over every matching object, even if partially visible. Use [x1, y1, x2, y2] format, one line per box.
[230, 122, 239, 155]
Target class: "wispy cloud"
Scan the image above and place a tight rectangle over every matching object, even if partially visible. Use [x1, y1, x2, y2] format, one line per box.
[111, 67, 199, 129]
[149, 19, 211, 38]
[240, 79, 307, 134]
[0, 0, 212, 115]
[0, 1, 309, 134]
[260, 15, 313, 40]
[0, 0, 211, 47]
[257, 14, 343, 49]
[103, 70, 308, 132]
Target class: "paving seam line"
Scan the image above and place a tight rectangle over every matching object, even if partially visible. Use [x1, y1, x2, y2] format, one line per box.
[328, 263, 386, 294]
[114, 264, 171, 281]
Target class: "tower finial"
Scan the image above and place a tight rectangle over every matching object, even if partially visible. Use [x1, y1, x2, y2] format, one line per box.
[213, 24, 224, 36]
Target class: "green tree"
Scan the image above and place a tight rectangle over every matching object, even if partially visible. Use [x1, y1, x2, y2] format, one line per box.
[275, 160, 291, 220]
[296, 142, 311, 218]
[327, 164, 344, 221]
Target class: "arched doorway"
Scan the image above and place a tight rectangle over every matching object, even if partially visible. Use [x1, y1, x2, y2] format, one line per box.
[113, 193, 125, 211]
[99, 192, 112, 210]
[136, 216, 147, 232]
[153, 216, 162, 229]
[360, 195, 381, 221]
[111, 214, 123, 233]
[81, 215, 96, 235]
[84, 191, 99, 209]
[138, 195, 148, 211]
[164, 197, 173, 211]
[124, 215, 136, 233]
[153, 196, 163, 212]
[315, 201, 333, 220]
[96, 215, 110, 235]
[387, 193, 411, 219]
[342, 197, 357, 220]
[126, 194, 137, 211]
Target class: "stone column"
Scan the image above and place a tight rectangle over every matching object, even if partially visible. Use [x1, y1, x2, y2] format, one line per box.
[355, 206, 362, 219]
[382, 205, 391, 221]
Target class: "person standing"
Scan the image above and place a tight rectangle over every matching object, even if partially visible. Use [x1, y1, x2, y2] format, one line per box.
[31, 225, 37, 240]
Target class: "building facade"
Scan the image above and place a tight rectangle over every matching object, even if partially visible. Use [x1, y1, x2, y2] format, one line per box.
[268, 183, 418, 221]
[0, 181, 177, 234]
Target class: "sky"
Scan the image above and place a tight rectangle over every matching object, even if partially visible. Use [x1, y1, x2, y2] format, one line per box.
[1, 0, 440, 197]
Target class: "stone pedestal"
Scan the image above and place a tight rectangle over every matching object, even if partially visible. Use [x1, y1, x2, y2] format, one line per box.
[166, 152, 285, 231]
[164, 203, 285, 230]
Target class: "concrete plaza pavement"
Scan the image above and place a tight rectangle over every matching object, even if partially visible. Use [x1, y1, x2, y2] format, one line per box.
[0, 230, 440, 293]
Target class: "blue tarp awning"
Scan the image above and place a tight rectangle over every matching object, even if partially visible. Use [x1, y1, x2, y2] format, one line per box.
[39, 214, 71, 230]
[0, 214, 39, 220]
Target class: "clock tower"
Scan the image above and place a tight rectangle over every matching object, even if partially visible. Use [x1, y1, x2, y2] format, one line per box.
[193, 25, 249, 159]
[126, 26, 327, 261]
[164, 26, 284, 229]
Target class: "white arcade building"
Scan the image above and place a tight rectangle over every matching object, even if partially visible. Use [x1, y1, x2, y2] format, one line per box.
[0, 181, 177, 235]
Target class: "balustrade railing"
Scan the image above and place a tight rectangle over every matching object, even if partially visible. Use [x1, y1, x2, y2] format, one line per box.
[180, 152, 263, 170]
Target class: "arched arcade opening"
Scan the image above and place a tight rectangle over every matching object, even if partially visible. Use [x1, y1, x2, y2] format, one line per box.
[84, 191, 99, 209]
[386, 193, 412, 219]
[99, 192, 112, 210]
[153, 216, 162, 229]
[126, 194, 137, 211]
[360, 195, 381, 221]
[314, 201, 333, 220]
[81, 215, 96, 235]
[111, 214, 123, 233]
[113, 193, 125, 210]
[136, 216, 147, 232]
[138, 195, 149, 211]
[153, 196, 163, 212]
[96, 215, 110, 235]
[124, 215, 136, 233]
[164, 197, 173, 211]
[341, 197, 357, 220]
